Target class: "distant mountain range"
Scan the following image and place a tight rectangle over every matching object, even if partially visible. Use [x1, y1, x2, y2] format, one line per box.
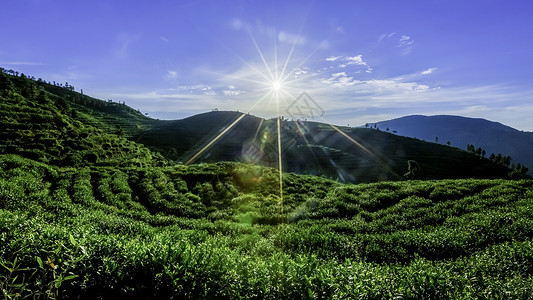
[135, 111, 516, 182]
[0, 69, 526, 183]
[369, 115, 533, 174]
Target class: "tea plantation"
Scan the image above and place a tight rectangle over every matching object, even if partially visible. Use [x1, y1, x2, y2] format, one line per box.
[1, 69, 533, 299]
[1, 154, 533, 299]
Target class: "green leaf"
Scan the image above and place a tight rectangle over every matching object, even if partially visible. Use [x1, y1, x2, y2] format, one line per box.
[69, 234, 77, 246]
[0, 262, 13, 273]
[36, 257, 43, 269]
[64, 274, 79, 281]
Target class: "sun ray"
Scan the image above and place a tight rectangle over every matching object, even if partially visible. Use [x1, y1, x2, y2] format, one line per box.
[329, 124, 403, 179]
[185, 113, 247, 164]
[212, 40, 274, 84]
[277, 116, 284, 216]
[247, 30, 276, 82]
[293, 121, 321, 164]
[279, 10, 309, 83]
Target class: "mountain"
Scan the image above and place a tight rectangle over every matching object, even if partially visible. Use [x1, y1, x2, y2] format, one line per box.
[135, 111, 517, 182]
[370, 115, 533, 174]
[0, 69, 525, 182]
[3, 69, 533, 299]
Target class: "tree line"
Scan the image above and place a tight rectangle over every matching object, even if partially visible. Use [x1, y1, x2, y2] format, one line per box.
[466, 144, 528, 175]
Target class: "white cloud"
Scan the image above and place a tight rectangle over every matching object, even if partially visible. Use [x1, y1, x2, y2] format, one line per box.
[278, 31, 306, 45]
[165, 70, 177, 79]
[397, 35, 415, 55]
[345, 55, 367, 65]
[325, 54, 372, 72]
[326, 56, 342, 61]
[0, 61, 44, 66]
[294, 67, 308, 76]
[223, 90, 245, 96]
[160, 36, 169, 42]
[421, 67, 437, 75]
[379, 32, 415, 55]
[378, 32, 396, 42]
[398, 35, 414, 47]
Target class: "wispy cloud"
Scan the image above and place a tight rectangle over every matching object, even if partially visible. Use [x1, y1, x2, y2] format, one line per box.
[165, 70, 178, 80]
[421, 67, 437, 75]
[325, 54, 372, 72]
[223, 89, 245, 96]
[397, 35, 414, 55]
[326, 56, 342, 62]
[0, 61, 45, 66]
[378, 32, 396, 42]
[278, 31, 306, 46]
[378, 32, 415, 55]
[115, 32, 142, 59]
[398, 35, 414, 47]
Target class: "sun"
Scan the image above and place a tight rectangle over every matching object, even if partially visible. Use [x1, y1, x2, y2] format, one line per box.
[272, 80, 283, 92]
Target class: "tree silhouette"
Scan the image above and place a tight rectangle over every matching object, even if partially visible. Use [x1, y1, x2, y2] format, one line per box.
[0, 70, 14, 96]
[404, 160, 420, 180]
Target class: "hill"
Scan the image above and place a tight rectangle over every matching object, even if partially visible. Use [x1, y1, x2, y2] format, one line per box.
[2, 68, 522, 182]
[2, 154, 533, 299]
[2, 68, 533, 298]
[136, 111, 517, 182]
[370, 115, 533, 174]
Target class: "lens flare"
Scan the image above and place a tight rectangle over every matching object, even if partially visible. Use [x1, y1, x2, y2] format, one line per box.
[272, 80, 282, 92]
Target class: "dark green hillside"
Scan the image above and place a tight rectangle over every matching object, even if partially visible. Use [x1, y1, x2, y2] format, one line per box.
[0, 69, 165, 167]
[136, 111, 264, 163]
[137, 111, 515, 182]
[1, 68, 520, 182]
[373, 115, 533, 175]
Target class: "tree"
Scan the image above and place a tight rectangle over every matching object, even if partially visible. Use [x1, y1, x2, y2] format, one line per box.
[435, 137, 439, 143]
[502, 156, 511, 167]
[447, 141, 451, 146]
[0, 71, 14, 96]
[404, 160, 420, 180]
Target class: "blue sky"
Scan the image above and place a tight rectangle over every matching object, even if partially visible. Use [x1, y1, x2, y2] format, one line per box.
[2, 0, 533, 130]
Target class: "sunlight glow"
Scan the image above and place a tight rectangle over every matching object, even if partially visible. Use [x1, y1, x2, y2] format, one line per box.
[272, 80, 282, 91]
[185, 25, 323, 218]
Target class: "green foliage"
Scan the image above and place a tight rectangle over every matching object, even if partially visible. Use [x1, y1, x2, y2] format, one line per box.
[0, 153, 532, 298]
[2, 70, 533, 298]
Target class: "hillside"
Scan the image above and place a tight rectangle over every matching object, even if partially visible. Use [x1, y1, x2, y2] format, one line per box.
[2, 69, 533, 298]
[370, 115, 533, 174]
[1, 69, 522, 182]
[2, 154, 533, 299]
[137, 112, 518, 183]
[0, 69, 165, 167]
